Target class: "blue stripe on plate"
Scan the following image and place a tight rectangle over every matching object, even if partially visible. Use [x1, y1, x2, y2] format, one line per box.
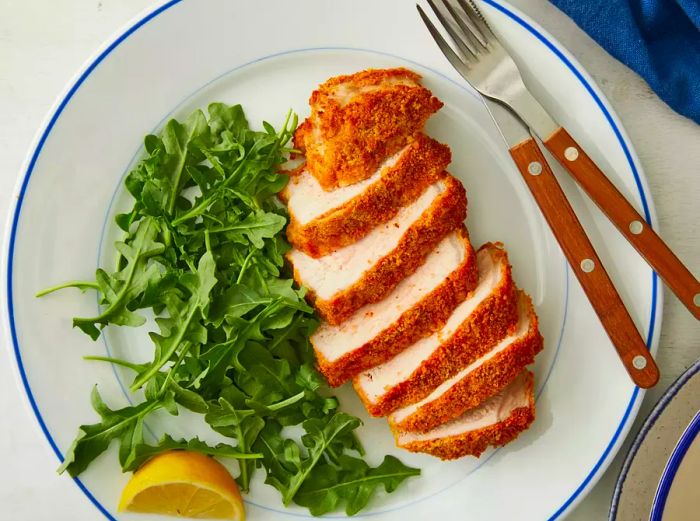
[651, 410, 700, 519]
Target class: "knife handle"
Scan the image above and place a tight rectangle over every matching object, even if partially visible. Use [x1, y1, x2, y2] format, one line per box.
[510, 137, 659, 388]
[544, 127, 700, 320]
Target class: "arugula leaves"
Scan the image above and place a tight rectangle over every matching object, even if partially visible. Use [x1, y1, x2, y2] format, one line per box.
[40, 103, 419, 515]
[130, 250, 217, 391]
[296, 455, 421, 516]
[255, 413, 363, 505]
[124, 434, 261, 473]
[58, 386, 173, 476]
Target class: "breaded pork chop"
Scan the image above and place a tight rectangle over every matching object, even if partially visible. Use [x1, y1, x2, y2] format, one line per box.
[282, 134, 451, 257]
[389, 292, 543, 433]
[393, 370, 535, 460]
[288, 174, 466, 325]
[354, 243, 519, 416]
[311, 229, 478, 386]
[295, 68, 443, 190]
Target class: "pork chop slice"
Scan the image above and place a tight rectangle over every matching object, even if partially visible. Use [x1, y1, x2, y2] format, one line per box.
[282, 134, 451, 257]
[392, 370, 535, 460]
[288, 174, 466, 325]
[389, 292, 543, 432]
[353, 243, 518, 416]
[294, 68, 443, 190]
[312, 229, 477, 386]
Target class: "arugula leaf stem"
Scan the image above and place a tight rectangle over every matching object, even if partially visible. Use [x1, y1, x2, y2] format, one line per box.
[162, 228, 172, 249]
[284, 449, 323, 505]
[236, 423, 251, 491]
[89, 400, 160, 450]
[307, 471, 421, 495]
[206, 222, 280, 235]
[73, 224, 165, 330]
[166, 125, 199, 217]
[83, 356, 143, 372]
[236, 250, 255, 284]
[266, 391, 305, 411]
[171, 152, 250, 226]
[286, 414, 363, 505]
[158, 341, 191, 396]
[129, 306, 199, 392]
[199, 148, 227, 178]
[130, 305, 199, 391]
[204, 229, 212, 255]
[36, 280, 100, 297]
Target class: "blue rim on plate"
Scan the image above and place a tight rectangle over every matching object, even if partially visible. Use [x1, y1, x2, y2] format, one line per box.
[4, 1, 659, 520]
[610, 358, 700, 520]
[651, 410, 700, 519]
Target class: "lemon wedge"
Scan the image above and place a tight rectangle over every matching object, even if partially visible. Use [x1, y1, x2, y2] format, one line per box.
[118, 451, 245, 520]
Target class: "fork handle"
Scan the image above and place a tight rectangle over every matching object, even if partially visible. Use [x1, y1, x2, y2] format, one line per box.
[544, 127, 700, 320]
[510, 137, 659, 388]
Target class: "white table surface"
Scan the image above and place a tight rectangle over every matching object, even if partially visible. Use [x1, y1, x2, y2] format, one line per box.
[1, 1, 698, 520]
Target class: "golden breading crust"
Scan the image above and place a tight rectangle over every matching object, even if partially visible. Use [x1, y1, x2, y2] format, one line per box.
[390, 292, 543, 432]
[293, 118, 313, 153]
[315, 229, 478, 387]
[354, 243, 518, 416]
[393, 371, 535, 460]
[283, 134, 451, 258]
[292, 174, 467, 325]
[295, 68, 443, 190]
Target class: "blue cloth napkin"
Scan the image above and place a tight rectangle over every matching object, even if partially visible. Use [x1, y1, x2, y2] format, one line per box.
[550, 0, 700, 124]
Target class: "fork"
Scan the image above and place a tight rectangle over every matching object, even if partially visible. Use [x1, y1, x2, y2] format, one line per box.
[418, 0, 700, 322]
[418, 0, 663, 387]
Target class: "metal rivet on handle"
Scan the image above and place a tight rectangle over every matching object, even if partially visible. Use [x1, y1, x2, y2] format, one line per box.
[580, 259, 595, 273]
[629, 220, 644, 235]
[694, 293, 700, 307]
[564, 147, 579, 161]
[528, 161, 542, 175]
[632, 355, 647, 370]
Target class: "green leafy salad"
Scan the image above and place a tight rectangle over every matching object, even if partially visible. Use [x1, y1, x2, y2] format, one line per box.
[38, 103, 419, 516]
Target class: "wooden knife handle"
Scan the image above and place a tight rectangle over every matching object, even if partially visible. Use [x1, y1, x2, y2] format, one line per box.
[510, 137, 659, 388]
[544, 127, 700, 320]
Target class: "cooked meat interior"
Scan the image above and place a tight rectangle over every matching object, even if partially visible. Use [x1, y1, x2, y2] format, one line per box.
[284, 147, 407, 227]
[311, 229, 477, 386]
[353, 243, 518, 416]
[288, 174, 466, 324]
[389, 292, 543, 432]
[394, 370, 535, 459]
[295, 68, 443, 189]
[282, 134, 451, 257]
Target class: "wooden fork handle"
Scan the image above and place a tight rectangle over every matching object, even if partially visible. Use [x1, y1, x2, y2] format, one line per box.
[544, 127, 700, 320]
[510, 137, 659, 388]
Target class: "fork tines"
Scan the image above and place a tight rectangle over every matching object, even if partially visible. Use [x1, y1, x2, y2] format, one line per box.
[418, 0, 499, 67]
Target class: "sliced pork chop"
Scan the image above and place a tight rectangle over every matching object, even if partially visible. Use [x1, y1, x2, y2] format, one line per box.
[288, 174, 466, 325]
[393, 370, 535, 460]
[312, 229, 478, 386]
[353, 243, 518, 416]
[389, 292, 543, 432]
[294, 68, 443, 190]
[282, 134, 451, 257]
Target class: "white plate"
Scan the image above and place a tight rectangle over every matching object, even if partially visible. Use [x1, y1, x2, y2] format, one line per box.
[611, 359, 700, 520]
[2, 1, 661, 520]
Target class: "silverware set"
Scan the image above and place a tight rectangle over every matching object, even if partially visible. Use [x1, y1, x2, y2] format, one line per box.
[418, 0, 700, 387]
